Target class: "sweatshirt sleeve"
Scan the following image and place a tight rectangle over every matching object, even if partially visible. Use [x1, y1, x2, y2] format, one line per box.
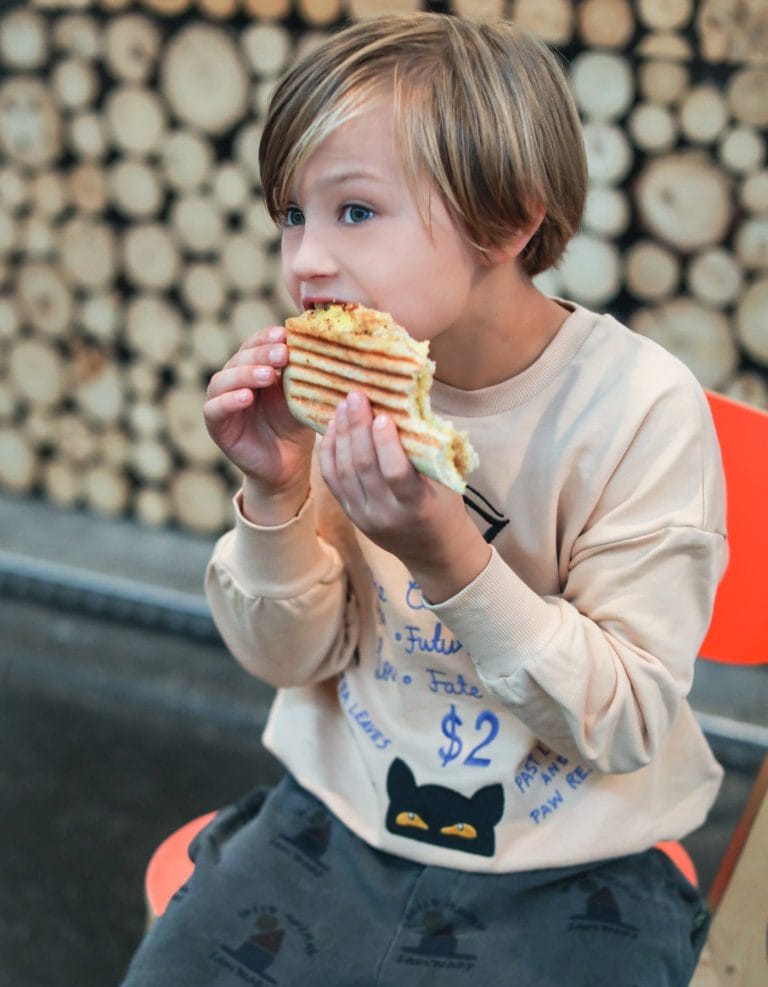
[204, 491, 358, 688]
[430, 383, 728, 774]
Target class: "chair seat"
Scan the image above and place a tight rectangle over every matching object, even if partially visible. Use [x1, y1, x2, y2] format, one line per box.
[143, 811, 699, 925]
[144, 811, 217, 923]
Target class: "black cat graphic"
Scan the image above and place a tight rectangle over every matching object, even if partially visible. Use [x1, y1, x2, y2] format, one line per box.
[385, 758, 504, 857]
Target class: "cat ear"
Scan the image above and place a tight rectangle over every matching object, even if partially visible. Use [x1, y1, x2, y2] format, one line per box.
[472, 783, 505, 826]
[386, 757, 415, 798]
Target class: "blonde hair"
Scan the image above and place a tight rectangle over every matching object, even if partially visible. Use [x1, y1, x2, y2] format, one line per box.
[259, 13, 587, 275]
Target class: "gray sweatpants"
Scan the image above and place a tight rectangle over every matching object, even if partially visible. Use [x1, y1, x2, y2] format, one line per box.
[121, 774, 709, 986]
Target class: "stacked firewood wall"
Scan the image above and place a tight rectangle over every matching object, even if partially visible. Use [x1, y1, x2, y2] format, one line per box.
[0, 0, 766, 534]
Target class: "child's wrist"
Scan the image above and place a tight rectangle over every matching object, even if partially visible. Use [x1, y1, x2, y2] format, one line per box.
[241, 474, 311, 527]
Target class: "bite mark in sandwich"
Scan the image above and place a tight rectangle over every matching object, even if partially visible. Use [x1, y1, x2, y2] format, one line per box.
[282, 304, 478, 493]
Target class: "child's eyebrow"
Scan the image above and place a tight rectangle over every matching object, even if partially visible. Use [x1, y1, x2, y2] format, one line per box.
[315, 169, 390, 191]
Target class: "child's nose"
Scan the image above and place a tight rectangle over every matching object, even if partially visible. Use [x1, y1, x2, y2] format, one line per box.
[288, 225, 337, 282]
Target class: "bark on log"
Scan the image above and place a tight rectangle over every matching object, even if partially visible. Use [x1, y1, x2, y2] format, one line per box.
[635, 154, 733, 252]
[630, 298, 739, 388]
[161, 24, 249, 136]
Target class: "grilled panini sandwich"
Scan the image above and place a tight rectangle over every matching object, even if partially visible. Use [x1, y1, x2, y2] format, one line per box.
[282, 304, 478, 493]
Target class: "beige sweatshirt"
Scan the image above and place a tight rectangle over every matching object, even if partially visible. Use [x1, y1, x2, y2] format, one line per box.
[206, 303, 727, 873]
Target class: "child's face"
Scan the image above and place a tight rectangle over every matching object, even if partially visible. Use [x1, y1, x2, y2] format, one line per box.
[280, 98, 485, 345]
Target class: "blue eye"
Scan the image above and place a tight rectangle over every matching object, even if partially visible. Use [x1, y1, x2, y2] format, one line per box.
[283, 206, 304, 227]
[341, 204, 373, 224]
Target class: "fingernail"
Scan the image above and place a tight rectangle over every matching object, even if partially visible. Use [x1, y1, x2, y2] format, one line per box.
[268, 327, 283, 341]
[347, 391, 362, 410]
[373, 414, 389, 429]
[254, 367, 272, 383]
[269, 346, 284, 363]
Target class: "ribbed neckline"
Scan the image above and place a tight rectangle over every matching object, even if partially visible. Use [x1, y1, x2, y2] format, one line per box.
[431, 302, 598, 418]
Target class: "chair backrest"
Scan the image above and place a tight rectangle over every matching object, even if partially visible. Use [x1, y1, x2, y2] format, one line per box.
[699, 391, 768, 667]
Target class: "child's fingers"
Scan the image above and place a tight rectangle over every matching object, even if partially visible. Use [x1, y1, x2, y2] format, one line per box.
[237, 325, 285, 351]
[207, 362, 278, 400]
[225, 341, 287, 372]
[203, 388, 254, 428]
[371, 413, 419, 494]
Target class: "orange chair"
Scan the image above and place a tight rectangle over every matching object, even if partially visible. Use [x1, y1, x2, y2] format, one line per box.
[145, 391, 768, 981]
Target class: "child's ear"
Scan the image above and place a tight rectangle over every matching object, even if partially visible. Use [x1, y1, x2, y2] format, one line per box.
[486, 203, 546, 266]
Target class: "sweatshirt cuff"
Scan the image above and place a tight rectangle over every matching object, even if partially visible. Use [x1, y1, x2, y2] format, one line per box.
[216, 489, 340, 597]
[429, 547, 559, 676]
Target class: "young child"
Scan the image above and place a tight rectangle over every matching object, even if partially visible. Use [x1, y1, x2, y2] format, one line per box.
[122, 13, 726, 985]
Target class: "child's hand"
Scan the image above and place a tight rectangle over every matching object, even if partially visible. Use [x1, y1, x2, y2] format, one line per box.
[204, 326, 315, 508]
[319, 391, 491, 603]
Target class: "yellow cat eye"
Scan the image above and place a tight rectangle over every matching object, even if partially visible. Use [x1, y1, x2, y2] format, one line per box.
[395, 811, 429, 831]
[439, 822, 478, 840]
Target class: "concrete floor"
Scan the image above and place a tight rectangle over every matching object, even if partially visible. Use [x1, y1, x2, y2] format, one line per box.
[0, 492, 766, 986]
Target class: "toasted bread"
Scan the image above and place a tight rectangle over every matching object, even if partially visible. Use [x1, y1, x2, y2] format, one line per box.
[282, 304, 478, 493]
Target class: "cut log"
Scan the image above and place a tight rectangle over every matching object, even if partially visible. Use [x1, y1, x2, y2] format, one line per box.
[630, 298, 738, 388]
[190, 318, 237, 370]
[125, 293, 183, 364]
[635, 31, 693, 59]
[19, 214, 56, 259]
[103, 13, 161, 83]
[241, 22, 292, 77]
[451, 0, 505, 22]
[165, 384, 221, 465]
[180, 262, 227, 315]
[735, 278, 768, 366]
[637, 60, 689, 104]
[105, 85, 166, 155]
[170, 467, 231, 534]
[160, 24, 249, 136]
[679, 84, 728, 144]
[727, 68, 768, 128]
[241, 0, 292, 16]
[0, 428, 37, 494]
[170, 194, 224, 255]
[244, 198, 280, 245]
[212, 162, 250, 213]
[69, 162, 108, 214]
[686, 247, 743, 306]
[84, 464, 130, 519]
[134, 488, 172, 528]
[570, 51, 635, 121]
[29, 171, 68, 218]
[0, 166, 28, 213]
[125, 361, 160, 399]
[583, 185, 630, 237]
[80, 290, 121, 343]
[52, 13, 101, 60]
[221, 233, 270, 292]
[16, 262, 74, 337]
[52, 57, 98, 112]
[71, 344, 123, 425]
[234, 122, 264, 183]
[43, 458, 83, 509]
[734, 217, 768, 271]
[696, 0, 768, 64]
[635, 154, 733, 252]
[624, 240, 681, 301]
[0, 8, 48, 70]
[230, 296, 283, 342]
[0, 296, 18, 342]
[0, 207, 16, 255]
[637, 0, 693, 30]
[60, 218, 116, 289]
[577, 0, 635, 48]
[740, 169, 768, 214]
[719, 126, 766, 174]
[509, 0, 575, 45]
[723, 370, 768, 410]
[97, 426, 132, 468]
[122, 223, 180, 291]
[161, 129, 214, 191]
[198, 0, 240, 18]
[582, 121, 633, 184]
[9, 337, 67, 408]
[297, 0, 343, 26]
[628, 102, 678, 153]
[108, 159, 163, 218]
[131, 438, 173, 483]
[557, 233, 622, 307]
[68, 110, 108, 160]
[0, 77, 61, 168]
[141, 0, 192, 13]
[52, 413, 98, 465]
[127, 400, 164, 438]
